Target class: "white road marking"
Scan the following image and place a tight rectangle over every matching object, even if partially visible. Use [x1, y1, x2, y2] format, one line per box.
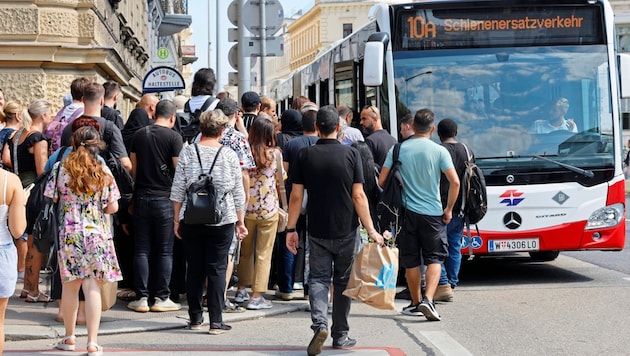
[421, 331, 473, 356]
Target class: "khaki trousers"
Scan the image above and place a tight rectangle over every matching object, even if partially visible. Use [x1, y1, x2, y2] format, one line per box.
[239, 213, 279, 293]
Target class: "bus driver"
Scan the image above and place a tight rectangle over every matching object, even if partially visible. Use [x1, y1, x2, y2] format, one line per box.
[530, 97, 577, 134]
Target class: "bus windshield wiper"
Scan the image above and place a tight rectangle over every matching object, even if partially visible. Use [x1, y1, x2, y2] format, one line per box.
[534, 155, 594, 178]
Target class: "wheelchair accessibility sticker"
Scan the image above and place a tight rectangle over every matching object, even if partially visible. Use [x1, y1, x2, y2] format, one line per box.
[461, 236, 483, 249]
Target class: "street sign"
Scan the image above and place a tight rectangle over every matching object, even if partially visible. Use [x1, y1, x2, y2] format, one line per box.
[227, 0, 239, 26]
[142, 66, 185, 93]
[228, 44, 258, 70]
[242, 0, 284, 36]
[246, 36, 284, 57]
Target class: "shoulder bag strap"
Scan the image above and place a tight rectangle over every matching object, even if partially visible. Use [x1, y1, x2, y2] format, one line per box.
[12, 128, 25, 175]
[461, 143, 473, 162]
[275, 149, 287, 210]
[393, 142, 401, 163]
[193, 143, 204, 174]
[207, 146, 223, 175]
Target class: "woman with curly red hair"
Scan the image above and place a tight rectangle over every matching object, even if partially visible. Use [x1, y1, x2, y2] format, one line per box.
[46, 126, 122, 356]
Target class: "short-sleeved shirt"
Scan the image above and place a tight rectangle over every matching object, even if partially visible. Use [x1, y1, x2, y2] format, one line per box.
[384, 138, 453, 216]
[530, 119, 577, 134]
[439, 142, 469, 213]
[60, 115, 128, 159]
[292, 139, 364, 239]
[8, 130, 47, 185]
[243, 113, 258, 132]
[220, 125, 255, 170]
[365, 129, 397, 168]
[341, 126, 364, 145]
[131, 125, 183, 197]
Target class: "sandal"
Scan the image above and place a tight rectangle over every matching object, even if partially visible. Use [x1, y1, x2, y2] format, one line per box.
[223, 300, 246, 313]
[25, 292, 51, 303]
[54, 335, 76, 351]
[19, 289, 28, 298]
[87, 342, 103, 356]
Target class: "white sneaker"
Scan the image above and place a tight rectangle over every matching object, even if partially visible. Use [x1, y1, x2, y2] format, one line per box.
[127, 297, 149, 313]
[234, 289, 250, 303]
[150, 297, 181, 312]
[246, 296, 272, 310]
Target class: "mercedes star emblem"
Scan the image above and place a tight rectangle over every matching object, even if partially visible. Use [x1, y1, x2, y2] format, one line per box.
[503, 212, 522, 229]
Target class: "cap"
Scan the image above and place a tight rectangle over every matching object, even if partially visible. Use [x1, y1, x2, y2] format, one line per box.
[216, 98, 239, 116]
[301, 101, 319, 113]
[241, 91, 261, 108]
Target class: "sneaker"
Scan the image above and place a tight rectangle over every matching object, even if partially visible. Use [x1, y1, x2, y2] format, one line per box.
[150, 297, 182, 312]
[433, 284, 454, 302]
[127, 297, 149, 313]
[275, 290, 294, 301]
[208, 322, 232, 335]
[333, 336, 357, 349]
[307, 327, 328, 356]
[293, 282, 304, 290]
[246, 296, 273, 310]
[189, 320, 203, 330]
[418, 297, 441, 321]
[234, 289, 249, 303]
[401, 302, 423, 316]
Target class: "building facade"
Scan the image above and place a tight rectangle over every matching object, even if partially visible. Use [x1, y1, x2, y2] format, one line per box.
[0, 0, 190, 117]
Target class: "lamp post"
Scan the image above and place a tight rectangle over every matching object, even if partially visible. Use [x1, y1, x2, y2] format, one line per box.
[404, 70, 433, 107]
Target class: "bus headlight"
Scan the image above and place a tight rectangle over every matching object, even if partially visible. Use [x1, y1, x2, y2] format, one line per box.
[585, 203, 624, 230]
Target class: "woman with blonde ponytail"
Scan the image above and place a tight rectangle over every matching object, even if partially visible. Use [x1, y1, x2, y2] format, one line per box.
[45, 126, 122, 356]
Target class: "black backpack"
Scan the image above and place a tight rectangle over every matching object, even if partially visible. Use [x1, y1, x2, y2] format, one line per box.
[178, 97, 217, 144]
[459, 144, 488, 257]
[459, 143, 487, 224]
[377, 143, 405, 235]
[27, 146, 68, 251]
[183, 144, 224, 225]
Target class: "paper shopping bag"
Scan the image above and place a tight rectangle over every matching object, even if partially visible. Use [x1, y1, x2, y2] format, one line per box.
[101, 281, 118, 311]
[343, 243, 398, 310]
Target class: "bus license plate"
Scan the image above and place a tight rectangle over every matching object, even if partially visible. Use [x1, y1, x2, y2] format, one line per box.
[488, 238, 539, 253]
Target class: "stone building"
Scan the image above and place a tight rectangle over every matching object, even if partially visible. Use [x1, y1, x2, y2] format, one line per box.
[0, 0, 190, 117]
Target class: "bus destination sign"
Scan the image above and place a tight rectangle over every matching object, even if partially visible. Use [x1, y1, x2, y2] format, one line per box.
[394, 5, 604, 50]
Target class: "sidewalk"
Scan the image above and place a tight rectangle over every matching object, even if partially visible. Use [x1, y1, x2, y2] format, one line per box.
[5, 280, 309, 341]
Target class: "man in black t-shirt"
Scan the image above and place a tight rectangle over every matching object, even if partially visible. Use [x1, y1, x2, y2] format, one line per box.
[285, 106, 383, 354]
[241, 91, 260, 132]
[360, 105, 397, 169]
[127, 100, 183, 313]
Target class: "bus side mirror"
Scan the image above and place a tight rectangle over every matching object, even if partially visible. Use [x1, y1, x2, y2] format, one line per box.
[618, 53, 630, 98]
[363, 33, 389, 87]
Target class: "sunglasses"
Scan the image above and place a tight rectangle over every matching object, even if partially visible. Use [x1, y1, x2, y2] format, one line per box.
[363, 105, 377, 115]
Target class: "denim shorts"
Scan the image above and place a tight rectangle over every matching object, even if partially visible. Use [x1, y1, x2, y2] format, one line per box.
[0, 242, 18, 298]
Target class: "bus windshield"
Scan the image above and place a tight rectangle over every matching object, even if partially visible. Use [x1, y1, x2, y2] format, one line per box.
[393, 44, 614, 171]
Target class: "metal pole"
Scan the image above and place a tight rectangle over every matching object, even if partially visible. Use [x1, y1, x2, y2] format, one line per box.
[238, 0, 251, 100]
[208, 0, 212, 68]
[260, 0, 267, 95]
[216, 0, 222, 90]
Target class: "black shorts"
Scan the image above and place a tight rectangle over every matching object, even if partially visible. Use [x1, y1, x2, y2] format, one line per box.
[399, 210, 447, 268]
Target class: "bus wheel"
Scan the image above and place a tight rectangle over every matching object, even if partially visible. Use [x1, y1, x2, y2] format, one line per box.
[529, 251, 560, 261]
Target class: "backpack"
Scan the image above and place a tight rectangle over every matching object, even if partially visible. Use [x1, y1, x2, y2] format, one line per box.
[459, 143, 487, 258]
[459, 143, 487, 225]
[376, 143, 405, 235]
[100, 120, 134, 200]
[46, 106, 84, 154]
[183, 144, 224, 225]
[27, 146, 69, 251]
[177, 97, 217, 144]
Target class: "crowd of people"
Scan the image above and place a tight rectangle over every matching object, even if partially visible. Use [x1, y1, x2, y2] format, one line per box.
[0, 66, 483, 356]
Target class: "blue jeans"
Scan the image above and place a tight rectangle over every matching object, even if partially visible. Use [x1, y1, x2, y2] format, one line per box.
[277, 214, 306, 293]
[308, 229, 360, 341]
[133, 196, 175, 300]
[439, 215, 463, 287]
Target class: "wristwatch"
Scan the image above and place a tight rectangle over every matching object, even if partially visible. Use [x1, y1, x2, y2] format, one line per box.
[286, 227, 297, 233]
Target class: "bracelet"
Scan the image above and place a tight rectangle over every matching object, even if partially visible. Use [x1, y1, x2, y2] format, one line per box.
[174, 221, 180, 224]
[286, 227, 297, 233]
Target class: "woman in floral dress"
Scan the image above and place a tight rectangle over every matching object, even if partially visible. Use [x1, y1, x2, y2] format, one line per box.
[235, 115, 284, 310]
[46, 126, 121, 356]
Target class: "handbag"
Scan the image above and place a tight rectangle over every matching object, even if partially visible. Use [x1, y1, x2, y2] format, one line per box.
[183, 144, 224, 225]
[342, 242, 399, 310]
[275, 150, 288, 232]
